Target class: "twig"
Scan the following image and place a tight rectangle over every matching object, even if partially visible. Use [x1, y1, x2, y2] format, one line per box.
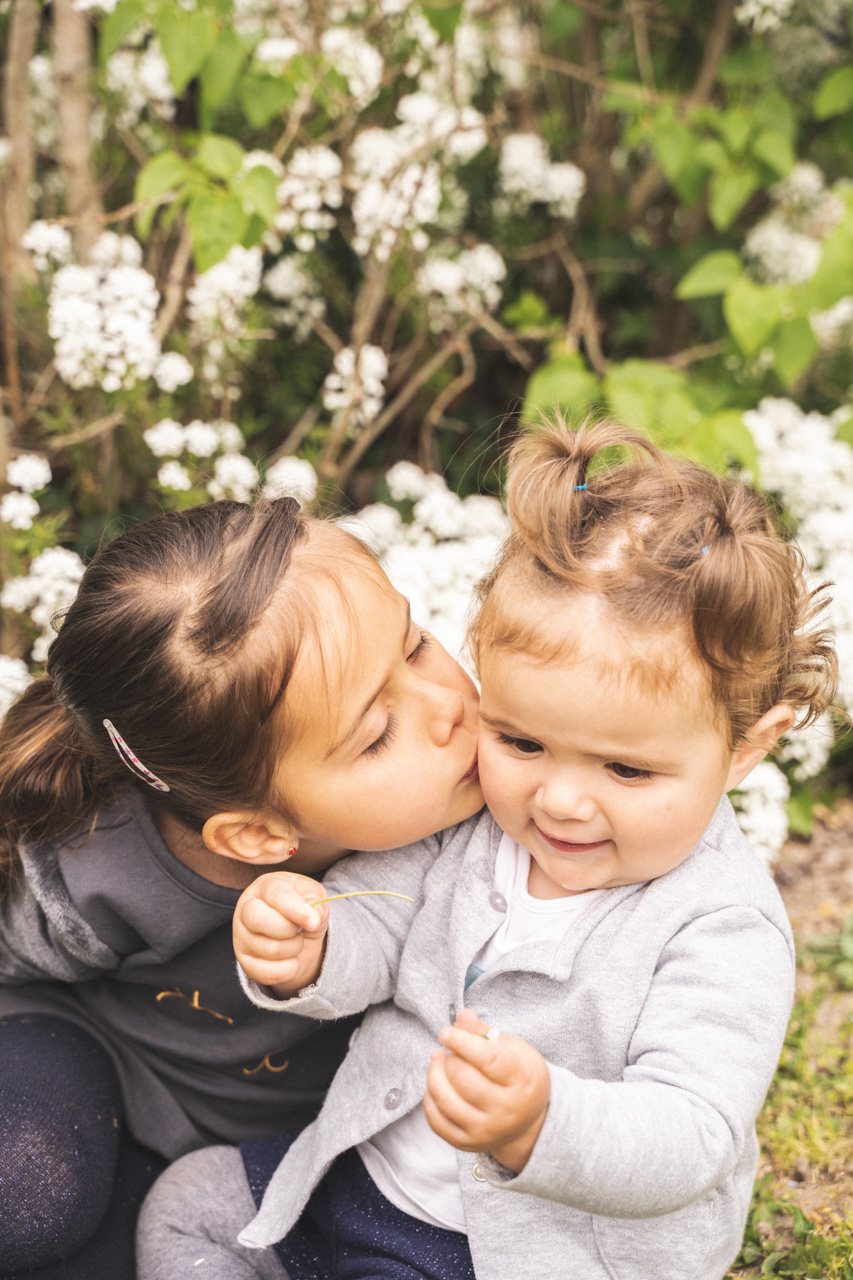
[52, 189, 180, 230]
[273, 83, 315, 160]
[629, 0, 656, 90]
[419, 340, 476, 472]
[526, 51, 674, 106]
[661, 340, 726, 369]
[43, 411, 124, 453]
[555, 241, 609, 375]
[19, 362, 57, 428]
[155, 222, 193, 344]
[310, 315, 345, 355]
[277, 406, 321, 459]
[476, 313, 534, 370]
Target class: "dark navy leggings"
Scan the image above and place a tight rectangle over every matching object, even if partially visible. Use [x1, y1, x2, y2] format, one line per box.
[243, 1133, 476, 1280]
[0, 1014, 166, 1279]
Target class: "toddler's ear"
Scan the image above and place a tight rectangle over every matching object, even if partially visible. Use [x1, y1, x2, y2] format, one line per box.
[202, 811, 296, 865]
[726, 703, 796, 791]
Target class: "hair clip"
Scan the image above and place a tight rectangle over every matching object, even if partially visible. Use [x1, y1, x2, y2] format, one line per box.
[574, 483, 587, 491]
[103, 719, 171, 793]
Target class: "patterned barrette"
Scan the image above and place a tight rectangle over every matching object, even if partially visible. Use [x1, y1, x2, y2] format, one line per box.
[103, 719, 171, 793]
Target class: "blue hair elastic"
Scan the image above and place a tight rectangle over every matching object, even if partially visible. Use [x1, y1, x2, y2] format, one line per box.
[574, 483, 587, 491]
[701, 545, 709, 555]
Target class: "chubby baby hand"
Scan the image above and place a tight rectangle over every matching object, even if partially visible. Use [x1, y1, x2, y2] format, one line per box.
[423, 1007, 551, 1175]
[233, 871, 329, 997]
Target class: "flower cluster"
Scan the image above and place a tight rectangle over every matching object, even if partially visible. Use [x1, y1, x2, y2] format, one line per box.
[0, 546, 86, 662]
[186, 245, 264, 397]
[732, 762, 791, 868]
[0, 454, 52, 532]
[734, 0, 794, 34]
[47, 233, 160, 392]
[106, 39, 175, 129]
[319, 27, 384, 109]
[498, 134, 587, 220]
[274, 147, 343, 253]
[144, 416, 246, 494]
[322, 345, 389, 427]
[21, 221, 73, 273]
[0, 655, 32, 720]
[743, 163, 842, 288]
[263, 256, 326, 341]
[417, 245, 507, 331]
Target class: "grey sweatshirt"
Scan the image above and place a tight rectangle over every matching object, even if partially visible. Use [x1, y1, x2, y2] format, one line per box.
[0, 789, 358, 1159]
[239, 799, 794, 1280]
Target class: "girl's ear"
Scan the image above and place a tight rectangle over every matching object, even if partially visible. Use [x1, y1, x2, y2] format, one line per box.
[202, 812, 296, 865]
[726, 703, 796, 792]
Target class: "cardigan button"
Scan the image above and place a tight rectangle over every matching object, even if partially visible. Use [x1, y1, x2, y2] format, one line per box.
[489, 891, 507, 912]
[472, 1163, 487, 1181]
[384, 1088, 402, 1110]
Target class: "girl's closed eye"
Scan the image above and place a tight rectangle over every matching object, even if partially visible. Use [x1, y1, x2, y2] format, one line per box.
[364, 714, 397, 757]
[407, 630, 432, 662]
[497, 732, 542, 755]
[608, 761, 652, 781]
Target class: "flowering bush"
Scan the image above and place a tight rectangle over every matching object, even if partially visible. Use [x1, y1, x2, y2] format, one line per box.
[2, 0, 853, 860]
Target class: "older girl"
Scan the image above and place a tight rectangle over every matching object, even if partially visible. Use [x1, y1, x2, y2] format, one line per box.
[0, 496, 482, 1279]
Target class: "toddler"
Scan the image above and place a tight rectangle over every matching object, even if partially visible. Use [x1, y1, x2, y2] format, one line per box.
[139, 419, 837, 1280]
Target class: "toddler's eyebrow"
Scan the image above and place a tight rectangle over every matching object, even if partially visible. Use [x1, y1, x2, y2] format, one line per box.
[326, 599, 412, 758]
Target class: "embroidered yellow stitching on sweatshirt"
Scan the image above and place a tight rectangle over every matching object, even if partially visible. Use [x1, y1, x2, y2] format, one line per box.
[155, 988, 234, 1025]
[243, 1053, 290, 1076]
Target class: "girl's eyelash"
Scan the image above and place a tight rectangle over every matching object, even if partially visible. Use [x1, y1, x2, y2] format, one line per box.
[409, 631, 431, 660]
[364, 713, 397, 757]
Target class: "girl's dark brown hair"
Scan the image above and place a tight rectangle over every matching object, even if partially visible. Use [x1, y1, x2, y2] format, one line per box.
[470, 416, 839, 747]
[0, 497, 369, 894]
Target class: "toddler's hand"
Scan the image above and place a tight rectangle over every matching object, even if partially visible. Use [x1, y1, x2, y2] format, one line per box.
[233, 872, 329, 997]
[424, 1007, 551, 1175]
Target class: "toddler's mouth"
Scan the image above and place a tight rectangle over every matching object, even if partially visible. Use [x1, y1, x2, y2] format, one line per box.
[536, 826, 609, 853]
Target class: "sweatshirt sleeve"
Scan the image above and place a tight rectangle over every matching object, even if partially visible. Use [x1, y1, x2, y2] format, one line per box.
[240, 833, 445, 1017]
[0, 849, 120, 982]
[479, 906, 794, 1218]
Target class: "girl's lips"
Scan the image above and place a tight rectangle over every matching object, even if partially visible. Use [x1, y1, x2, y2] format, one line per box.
[536, 826, 609, 853]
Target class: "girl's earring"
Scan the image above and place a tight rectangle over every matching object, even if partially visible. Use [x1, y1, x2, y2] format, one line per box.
[287, 846, 297, 858]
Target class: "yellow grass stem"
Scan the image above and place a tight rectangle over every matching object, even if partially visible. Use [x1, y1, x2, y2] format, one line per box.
[310, 890, 415, 906]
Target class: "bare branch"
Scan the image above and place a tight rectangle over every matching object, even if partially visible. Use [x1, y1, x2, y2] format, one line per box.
[19, 362, 57, 428]
[43, 411, 124, 454]
[51, 0, 103, 262]
[2, 0, 40, 288]
[310, 315, 345, 355]
[476, 313, 534, 371]
[555, 242, 609, 375]
[276, 406, 322, 459]
[419, 340, 476, 472]
[629, 0, 656, 89]
[526, 51, 674, 106]
[155, 223, 194, 345]
[661, 340, 726, 369]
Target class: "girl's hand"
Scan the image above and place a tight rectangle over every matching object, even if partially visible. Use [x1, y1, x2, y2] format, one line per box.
[233, 871, 329, 997]
[423, 1007, 551, 1175]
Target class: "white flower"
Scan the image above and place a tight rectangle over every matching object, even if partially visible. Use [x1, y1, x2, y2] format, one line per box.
[186, 245, 263, 387]
[255, 37, 301, 67]
[154, 352, 194, 393]
[21, 220, 73, 273]
[322, 345, 388, 425]
[157, 461, 193, 492]
[320, 28, 383, 108]
[734, 0, 794, 34]
[144, 418, 186, 457]
[499, 134, 586, 220]
[263, 456, 318, 504]
[386, 461, 432, 502]
[274, 147, 343, 250]
[264, 256, 326, 341]
[183, 420, 220, 458]
[0, 655, 32, 717]
[811, 296, 853, 349]
[732, 762, 790, 866]
[338, 503, 404, 555]
[107, 41, 175, 128]
[6, 454, 51, 494]
[214, 421, 245, 453]
[1, 547, 85, 639]
[779, 714, 835, 781]
[0, 493, 39, 530]
[743, 218, 822, 286]
[73, 0, 120, 12]
[208, 453, 259, 502]
[417, 244, 506, 329]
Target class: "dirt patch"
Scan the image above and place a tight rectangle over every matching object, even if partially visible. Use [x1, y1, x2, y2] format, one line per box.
[773, 798, 853, 939]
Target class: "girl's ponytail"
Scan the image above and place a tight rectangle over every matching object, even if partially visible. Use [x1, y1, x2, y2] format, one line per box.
[0, 677, 115, 895]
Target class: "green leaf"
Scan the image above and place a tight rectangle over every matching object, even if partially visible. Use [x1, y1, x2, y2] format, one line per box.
[718, 44, 771, 86]
[835, 413, 853, 446]
[199, 28, 250, 125]
[523, 354, 601, 421]
[786, 792, 815, 839]
[134, 150, 191, 237]
[195, 134, 245, 181]
[709, 410, 759, 472]
[814, 65, 853, 120]
[760, 1251, 788, 1274]
[694, 138, 728, 172]
[187, 190, 250, 273]
[156, 5, 218, 95]
[99, 0, 146, 62]
[835, 960, 853, 990]
[676, 250, 743, 299]
[502, 291, 555, 329]
[602, 360, 691, 435]
[769, 316, 817, 388]
[650, 118, 693, 184]
[238, 74, 297, 128]
[544, 0, 584, 41]
[234, 164, 278, 225]
[420, 1, 464, 42]
[713, 108, 753, 157]
[751, 129, 795, 178]
[708, 162, 761, 230]
[723, 277, 784, 356]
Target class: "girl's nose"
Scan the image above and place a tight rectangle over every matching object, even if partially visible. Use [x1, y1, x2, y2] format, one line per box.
[536, 775, 597, 824]
[422, 679, 466, 745]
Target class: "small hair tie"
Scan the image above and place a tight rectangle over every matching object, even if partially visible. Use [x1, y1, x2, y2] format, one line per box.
[574, 483, 587, 491]
[103, 719, 171, 793]
[701, 545, 709, 555]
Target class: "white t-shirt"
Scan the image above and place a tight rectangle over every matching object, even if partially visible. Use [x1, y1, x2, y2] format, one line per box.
[357, 832, 604, 1232]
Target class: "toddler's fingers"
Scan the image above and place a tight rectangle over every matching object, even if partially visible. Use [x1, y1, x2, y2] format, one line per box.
[249, 874, 327, 935]
[424, 1054, 487, 1148]
[237, 895, 309, 941]
[438, 1013, 515, 1085]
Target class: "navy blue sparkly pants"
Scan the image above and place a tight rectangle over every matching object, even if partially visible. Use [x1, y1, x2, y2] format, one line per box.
[0, 1014, 166, 1279]
[242, 1134, 476, 1280]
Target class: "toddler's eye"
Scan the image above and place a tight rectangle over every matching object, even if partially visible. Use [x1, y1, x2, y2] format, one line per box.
[498, 733, 542, 755]
[364, 714, 397, 757]
[608, 762, 652, 781]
